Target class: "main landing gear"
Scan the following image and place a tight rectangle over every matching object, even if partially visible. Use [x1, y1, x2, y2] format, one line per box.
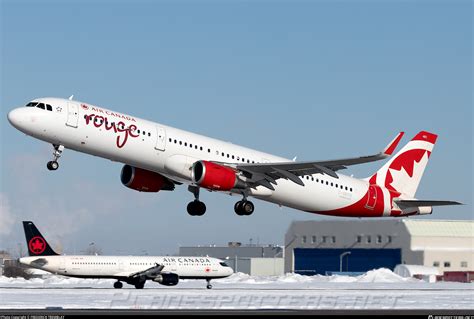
[113, 281, 123, 289]
[206, 279, 213, 289]
[187, 186, 206, 216]
[47, 144, 64, 171]
[186, 186, 255, 216]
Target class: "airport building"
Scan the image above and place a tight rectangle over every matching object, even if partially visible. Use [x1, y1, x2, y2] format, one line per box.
[179, 242, 284, 276]
[285, 219, 474, 275]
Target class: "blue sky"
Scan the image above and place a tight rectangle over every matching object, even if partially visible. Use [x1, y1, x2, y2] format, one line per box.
[0, 0, 472, 256]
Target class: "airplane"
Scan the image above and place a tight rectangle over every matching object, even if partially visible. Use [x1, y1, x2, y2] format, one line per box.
[8, 97, 461, 217]
[19, 221, 234, 289]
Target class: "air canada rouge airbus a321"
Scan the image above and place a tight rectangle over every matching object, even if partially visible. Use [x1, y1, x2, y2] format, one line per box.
[8, 97, 460, 217]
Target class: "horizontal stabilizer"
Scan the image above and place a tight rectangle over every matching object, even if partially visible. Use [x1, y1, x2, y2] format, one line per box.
[395, 199, 463, 209]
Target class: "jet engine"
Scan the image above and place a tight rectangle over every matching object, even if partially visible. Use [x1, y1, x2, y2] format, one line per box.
[121, 165, 174, 192]
[191, 160, 246, 191]
[152, 273, 179, 286]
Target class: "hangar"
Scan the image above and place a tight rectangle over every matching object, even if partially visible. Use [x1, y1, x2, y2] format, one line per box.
[285, 219, 473, 275]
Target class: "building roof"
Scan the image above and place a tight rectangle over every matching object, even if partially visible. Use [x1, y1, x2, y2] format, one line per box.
[403, 220, 474, 238]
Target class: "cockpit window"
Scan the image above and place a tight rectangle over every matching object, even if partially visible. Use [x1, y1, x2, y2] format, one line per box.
[46, 104, 53, 111]
[26, 102, 38, 107]
[219, 262, 230, 267]
[37, 103, 46, 110]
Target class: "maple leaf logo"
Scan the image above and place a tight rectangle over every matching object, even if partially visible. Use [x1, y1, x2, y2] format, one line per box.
[29, 236, 46, 255]
[386, 150, 429, 197]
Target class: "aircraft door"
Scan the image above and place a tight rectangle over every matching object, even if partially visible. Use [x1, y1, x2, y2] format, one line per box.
[58, 259, 67, 273]
[66, 102, 79, 128]
[365, 185, 377, 210]
[155, 126, 167, 151]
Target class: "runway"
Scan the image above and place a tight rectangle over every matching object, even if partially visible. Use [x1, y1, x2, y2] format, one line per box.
[1, 270, 473, 311]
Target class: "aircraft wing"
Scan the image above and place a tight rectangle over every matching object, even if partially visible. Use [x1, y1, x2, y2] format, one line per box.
[128, 264, 165, 279]
[229, 132, 404, 190]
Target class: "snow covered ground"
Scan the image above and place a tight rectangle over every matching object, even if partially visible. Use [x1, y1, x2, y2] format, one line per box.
[1, 269, 472, 310]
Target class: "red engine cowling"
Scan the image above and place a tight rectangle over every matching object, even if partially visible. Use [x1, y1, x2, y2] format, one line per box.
[121, 165, 167, 192]
[192, 161, 240, 191]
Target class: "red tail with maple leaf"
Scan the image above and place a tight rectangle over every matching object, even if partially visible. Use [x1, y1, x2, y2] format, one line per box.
[367, 131, 437, 198]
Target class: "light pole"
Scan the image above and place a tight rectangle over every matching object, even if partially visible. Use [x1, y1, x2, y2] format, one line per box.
[339, 251, 351, 272]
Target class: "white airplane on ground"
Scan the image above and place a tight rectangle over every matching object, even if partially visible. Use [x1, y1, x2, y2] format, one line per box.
[8, 97, 460, 217]
[19, 221, 233, 289]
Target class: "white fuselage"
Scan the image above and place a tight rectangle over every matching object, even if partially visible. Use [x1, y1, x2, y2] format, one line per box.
[8, 97, 374, 215]
[19, 255, 233, 280]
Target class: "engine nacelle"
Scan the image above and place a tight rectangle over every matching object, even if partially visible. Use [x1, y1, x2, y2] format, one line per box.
[152, 273, 179, 286]
[191, 160, 246, 191]
[121, 165, 172, 192]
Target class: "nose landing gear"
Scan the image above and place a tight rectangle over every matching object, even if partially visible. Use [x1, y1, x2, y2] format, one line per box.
[206, 279, 213, 289]
[47, 144, 64, 171]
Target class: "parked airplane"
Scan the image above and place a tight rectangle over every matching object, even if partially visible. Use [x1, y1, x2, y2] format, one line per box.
[8, 98, 460, 217]
[19, 221, 233, 289]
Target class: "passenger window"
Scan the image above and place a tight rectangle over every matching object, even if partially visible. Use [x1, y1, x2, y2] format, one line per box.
[148, 132, 151, 137]
[179, 141, 182, 145]
[200, 146, 203, 151]
[222, 152, 225, 156]
[185, 142, 187, 146]
[143, 131, 146, 136]
[169, 138, 172, 142]
[208, 149, 211, 153]
[190, 144, 193, 148]
[195, 145, 198, 149]
[137, 129, 141, 133]
[232, 155, 235, 159]
[174, 139, 177, 143]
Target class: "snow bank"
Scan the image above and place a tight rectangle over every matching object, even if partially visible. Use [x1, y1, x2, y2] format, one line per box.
[0, 268, 418, 288]
[217, 268, 415, 285]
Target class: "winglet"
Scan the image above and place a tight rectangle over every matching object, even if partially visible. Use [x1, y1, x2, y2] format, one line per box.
[382, 132, 404, 156]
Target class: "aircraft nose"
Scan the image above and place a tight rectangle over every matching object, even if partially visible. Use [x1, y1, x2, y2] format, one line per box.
[7, 108, 23, 128]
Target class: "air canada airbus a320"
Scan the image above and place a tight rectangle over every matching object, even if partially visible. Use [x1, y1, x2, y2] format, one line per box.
[8, 97, 460, 217]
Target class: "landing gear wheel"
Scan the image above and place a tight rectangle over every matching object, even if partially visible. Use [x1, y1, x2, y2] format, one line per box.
[187, 200, 206, 216]
[134, 282, 145, 289]
[207, 284, 213, 289]
[114, 281, 123, 289]
[47, 161, 59, 171]
[234, 201, 244, 216]
[234, 200, 254, 216]
[242, 201, 254, 215]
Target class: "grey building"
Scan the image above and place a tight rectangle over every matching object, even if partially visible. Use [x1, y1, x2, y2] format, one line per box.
[179, 242, 284, 275]
[285, 219, 473, 275]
